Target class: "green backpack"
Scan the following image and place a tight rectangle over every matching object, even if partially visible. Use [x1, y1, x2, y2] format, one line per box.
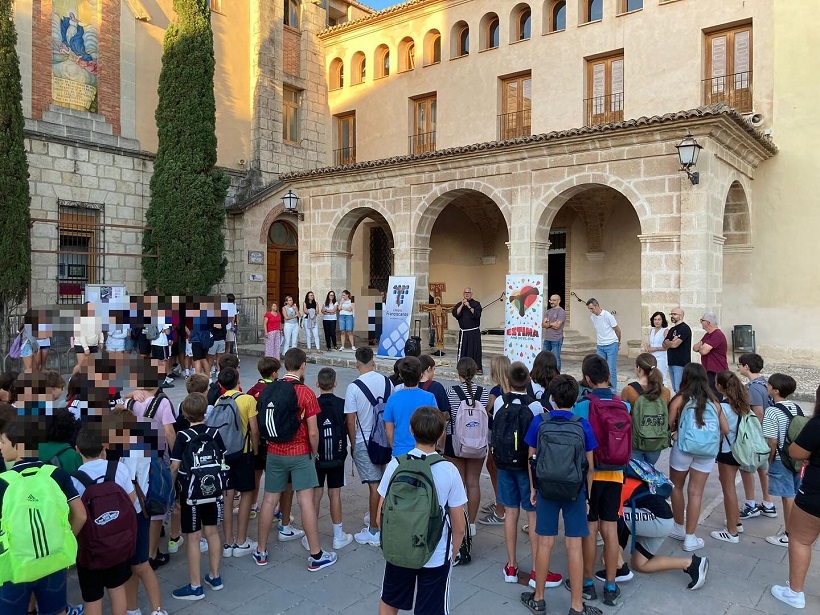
[729, 409, 770, 473]
[631, 388, 670, 453]
[0, 465, 78, 584]
[776, 403, 811, 474]
[380, 453, 447, 569]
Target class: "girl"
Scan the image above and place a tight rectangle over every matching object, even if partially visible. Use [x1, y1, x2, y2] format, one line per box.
[529, 350, 559, 404]
[645, 311, 670, 387]
[302, 291, 321, 353]
[321, 291, 339, 351]
[263, 302, 283, 359]
[281, 296, 300, 354]
[621, 352, 671, 465]
[479, 354, 512, 526]
[338, 290, 355, 351]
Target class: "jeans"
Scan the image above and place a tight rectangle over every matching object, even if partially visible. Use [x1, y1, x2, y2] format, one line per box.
[597, 342, 620, 389]
[542, 339, 563, 372]
[668, 365, 684, 392]
[631, 449, 662, 466]
[282, 321, 299, 354]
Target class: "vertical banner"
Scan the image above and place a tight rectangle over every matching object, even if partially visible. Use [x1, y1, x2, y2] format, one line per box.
[377, 276, 417, 358]
[504, 275, 544, 369]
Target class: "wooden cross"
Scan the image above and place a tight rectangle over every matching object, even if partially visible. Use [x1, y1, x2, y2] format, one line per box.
[420, 283, 455, 350]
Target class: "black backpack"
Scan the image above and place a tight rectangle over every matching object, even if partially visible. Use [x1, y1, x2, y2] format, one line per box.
[491, 393, 535, 471]
[179, 427, 226, 505]
[127, 392, 170, 420]
[317, 396, 347, 469]
[257, 380, 301, 443]
[534, 414, 588, 502]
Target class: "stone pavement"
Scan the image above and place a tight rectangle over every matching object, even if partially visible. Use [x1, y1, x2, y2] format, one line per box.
[67, 359, 820, 614]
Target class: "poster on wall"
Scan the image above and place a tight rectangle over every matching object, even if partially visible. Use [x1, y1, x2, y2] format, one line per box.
[52, 0, 99, 111]
[504, 275, 544, 370]
[377, 276, 417, 358]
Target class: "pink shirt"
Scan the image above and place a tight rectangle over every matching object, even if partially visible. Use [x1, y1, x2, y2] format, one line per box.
[130, 395, 176, 458]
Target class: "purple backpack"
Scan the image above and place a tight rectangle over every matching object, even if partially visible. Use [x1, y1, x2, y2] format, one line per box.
[8, 332, 24, 359]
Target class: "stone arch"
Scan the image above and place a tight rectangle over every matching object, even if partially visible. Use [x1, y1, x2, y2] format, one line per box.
[259, 203, 286, 244]
[722, 179, 751, 247]
[327, 199, 399, 254]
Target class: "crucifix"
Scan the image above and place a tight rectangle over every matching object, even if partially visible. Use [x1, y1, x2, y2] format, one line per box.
[420, 283, 456, 352]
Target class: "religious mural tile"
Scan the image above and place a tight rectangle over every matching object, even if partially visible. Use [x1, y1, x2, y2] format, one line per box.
[52, 0, 99, 111]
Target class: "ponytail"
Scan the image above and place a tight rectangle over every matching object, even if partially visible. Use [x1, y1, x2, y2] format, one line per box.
[456, 357, 478, 407]
[636, 353, 663, 401]
[716, 370, 751, 417]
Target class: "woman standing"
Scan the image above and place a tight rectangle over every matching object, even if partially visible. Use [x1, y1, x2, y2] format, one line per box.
[226, 293, 239, 355]
[621, 353, 671, 465]
[338, 290, 356, 351]
[73, 302, 104, 375]
[35, 313, 52, 371]
[263, 301, 283, 359]
[321, 291, 339, 351]
[645, 311, 670, 387]
[302, 291, 321, 353]
[281, 295, 300, 354]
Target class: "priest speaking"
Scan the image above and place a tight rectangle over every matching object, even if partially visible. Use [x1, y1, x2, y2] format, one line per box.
[452, 287, 483, 373]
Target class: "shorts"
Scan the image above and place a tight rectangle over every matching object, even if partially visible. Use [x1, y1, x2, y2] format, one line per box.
[76, 560, 132, 603]
[617, 514, 674, 560]
[587, 481, 621, 523]
[150, 344, 169, 361]
[226, 329, 236, 342]
[535, 490, 589, 537]
[444, 434, 457, 459]
[338, 314, 354, 331]
[181, 501, 219, 534]
[36, 338, 51, 349]
[796, 488, 820, 518]
[185, 340, 193, 357]
[106, 337, 126, 352]
[130, 512, 151, 565]
[352, 443, 386, 484]
[669, 443, 716, 474]
[265, 453, 318, 493]
[192, 342, 208, 360]
[209, 339, 227, 355]
[768, 458, 802, 498]
[124, 337, 136, 352]
[716, 451, 740, 467]
[496, 469, 535, 512]
[254, 445, 268, 471]
[20, 341, 34, 358]
[0, 569, 66, 615]
[316, 463, 346, 489]
[74, 345, 99, 354]
[170, 340, 180, 356]
[381, 561, 451, 615]
[225, 451, 256, 492]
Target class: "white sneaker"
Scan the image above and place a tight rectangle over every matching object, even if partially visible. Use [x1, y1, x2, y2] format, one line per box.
[232, 540, 258, 557]
[301, 535, 310, 551]
[354, 527, 380, 546]
[771, 584, 805, 609]
[351, 346, 357, 351]
[669, 523, 686, 541]
[167, 535, 184, 554]
[710, 529, 739, 544]
[469, 523, 477, 538]
[150, 610, 169, 615]
[363, 512, 371, 527]
[200, 537, 208, 553]
[126, 609, 143, 615]
[333, 533, 354, 549]
[222, 543, 234, 557]
[682, 535, 704, 552]
[278, 525, 305, 542]
[766, 533, 789, 547]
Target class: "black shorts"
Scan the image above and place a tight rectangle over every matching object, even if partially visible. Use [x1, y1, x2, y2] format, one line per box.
[796, 489, 820, 519]
[151, 345, 169, 361]
[192, 343, 208, 361]
[138, 335, 151, 356]
[181, 501, 219, 534]
[382, 561, 451, 615]
[716, 451, 740, 467]
[254, 446, 268, 471]
[588, 480, 622, 523]
[171, 341, 180, 356]
[225, 451, 256, 492]
[74, 345, 98, 354]
[130, 513, 151, 565]
[444, 434, 456, 458]
[76, 561, 132, 603]
[316, 463, 345, 489]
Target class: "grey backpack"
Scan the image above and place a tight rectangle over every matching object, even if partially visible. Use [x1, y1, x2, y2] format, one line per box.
[534, 414, 588, 502]
[206, 393, 246, 456]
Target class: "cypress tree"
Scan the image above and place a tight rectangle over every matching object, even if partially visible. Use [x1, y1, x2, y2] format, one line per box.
[143, 0, 228, 294]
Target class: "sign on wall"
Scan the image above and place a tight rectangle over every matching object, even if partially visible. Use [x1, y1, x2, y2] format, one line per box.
[504, 275, 544, 369]
[377, 276, 417, 358]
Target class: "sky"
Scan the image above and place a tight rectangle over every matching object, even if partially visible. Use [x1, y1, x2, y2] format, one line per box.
[365, 0, 401, 10]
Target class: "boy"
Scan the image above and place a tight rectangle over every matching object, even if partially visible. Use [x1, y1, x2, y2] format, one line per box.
[0, 409, 86, 615]
[762, 373, 802, 547]
[207, 354, 240, 406]
[384, 357, 436, 456]
[169, 393, 226, 600]
[525, 375, 599, 615]
[377, 406, 466, 615]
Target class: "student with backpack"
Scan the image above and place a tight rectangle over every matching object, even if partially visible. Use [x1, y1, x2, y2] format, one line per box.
[668, 363, 727, 552]
[528, 350, 560, 405]
[246, 357, 283, 520]
[38, 408, 83, 473]
[479, 355, 513, 526]
[620, 353, 671, 466]
[385, 357, 437, 457]
[525, 375, 598, 615]
[377, 406, 467, 615]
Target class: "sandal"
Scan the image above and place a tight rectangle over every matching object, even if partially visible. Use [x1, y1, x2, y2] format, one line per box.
[520, 592, 546, 614]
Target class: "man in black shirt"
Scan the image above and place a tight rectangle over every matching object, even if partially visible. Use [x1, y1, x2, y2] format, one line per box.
[662, 307, 692, 392]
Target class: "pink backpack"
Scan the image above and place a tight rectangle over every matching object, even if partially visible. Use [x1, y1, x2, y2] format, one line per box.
[453, 386, 488, 458]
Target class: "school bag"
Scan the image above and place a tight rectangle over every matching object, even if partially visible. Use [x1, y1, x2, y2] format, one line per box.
[190, 328, 214, 350]
[74, 460, 138, 569]
[179, 427, 226, 505]
[317, 398, 347, 469]
[729, 407, 770, 473]
[8, 331, 24, 359]
[0, 465, 78, 584]
[136, 456, 175, 517]
[380, 453, 447, 569]
[776, 403, 810, 474]
[621, 474, 672, 553]
[534, 413, 588, 502]
[586, 394, 632, 468]
[452, 386, 488, 458]
[625, 458, 673, 498]
[144, 324, 161, 341]
[48, 444, 76, 470]
[207, 392, 247, 456]
[676, 398, 720, 458]
[630, 385, 670, 453]
[491, 393, 535, 471]
[257, 380, 301, 443]
[526, 382, 544, 402]
[353, 376, 393, 465]
[129, 392, 171, 421]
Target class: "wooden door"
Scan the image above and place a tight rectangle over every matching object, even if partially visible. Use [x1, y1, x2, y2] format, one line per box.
[280, 251, 299, 302]
[267, 248, 281, 305]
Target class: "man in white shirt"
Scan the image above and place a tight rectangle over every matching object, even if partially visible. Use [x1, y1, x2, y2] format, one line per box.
[586, 298, 621, 389]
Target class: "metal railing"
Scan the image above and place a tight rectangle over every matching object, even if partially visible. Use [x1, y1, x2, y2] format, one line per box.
[703, 71, 753, 113]
[333, 146, 356, 166]
[584, 92, 624, 126]
[234, 295, 265, 346]
[498, 109, 532, 140]
[409, 131, 436, 155]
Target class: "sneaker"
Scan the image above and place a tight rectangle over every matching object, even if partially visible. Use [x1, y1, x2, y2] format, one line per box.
[504, 563, 519, 583]
[363, 512, 371, 526]
[453, 550, 471, 566]
[478, 511, 505, 525]
[602, 584, 621, 607]
[759, 502, 778, 518]
[203, 574, 223, 591]
[564, 578, 598, 602]
[521, 524, 530, 533]
[354, 527, 381, 546]
[278, 525, 305, 542]
[307, 550, 337, 572]
[148, 552, 170, 570]
[222, 543, 234, 557]
[710, 528, 739, 544]
[594, 563, 633, 583]
[333, 533, 354, 549]
[301, 535, 310, 551]
[252, 549, 268, 566]
[67, 605, 85, 615]
[529, 569, 564, 588]
[126, 609, 143, 615]
[232, 540, 258, 557]
[569, 605, 604, 615]
[669, 524, 685, 541]
[200, 538, 208, 552]
[172, 584, 204, 601]
[351, 346, 357, 351]
[685, 555, 709, 590]
[167, 535, 184, 554]
[596, 533, 604, 547]
[520, 592, 546, 614]
[150, 610, 169, 615]
[739, 502, 760, 519]
[771, 584, 806, 609]
[249, 505, 259, 519]
[766, 532, 789, 547]
[481, 501, 497, 514]
[469, 523, 477, 537]
[682, 535, 705, 552]
[736, 523, 744, 533]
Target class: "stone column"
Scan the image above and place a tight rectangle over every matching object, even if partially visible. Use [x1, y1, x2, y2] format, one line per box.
[394, 245, 431, 323]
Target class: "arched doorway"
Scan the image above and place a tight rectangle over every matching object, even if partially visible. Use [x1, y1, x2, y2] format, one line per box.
[267, 220, 299, 305]
[721, 180, 752, 330]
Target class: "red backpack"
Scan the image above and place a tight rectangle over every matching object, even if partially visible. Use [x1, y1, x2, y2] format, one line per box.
[586, 394, 632, 469]
[74, 460, 137, 569]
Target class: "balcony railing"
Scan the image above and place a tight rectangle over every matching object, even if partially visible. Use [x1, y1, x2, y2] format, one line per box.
[333, 146, 356, 166]
[498, 109, 532, 140]
[584, 92, 624, 126]
[703, 71, 753, 113]
[409, 131, 436, 155]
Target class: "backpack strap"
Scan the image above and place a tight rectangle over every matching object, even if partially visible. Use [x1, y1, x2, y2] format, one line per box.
[49, 444, 73, 466]
[453, 386, 467, 402]
[353, 379, 380, 408]
[774, 402, 802, 444]
[144, 393, 169, 420]
[74, 470, 96, 489]
[104, 458, 119, 483]
[629, 382, 644, 395]
[383, 375, 391, 402]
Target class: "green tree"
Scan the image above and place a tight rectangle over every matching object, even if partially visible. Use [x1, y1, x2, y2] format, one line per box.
[143, 0, 228, 294]
[0, 0, 32, 346]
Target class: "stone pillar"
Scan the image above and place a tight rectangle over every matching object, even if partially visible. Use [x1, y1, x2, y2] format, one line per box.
[394, 246, 431, 323]
[638, 233, 681, 323]
[530, 241, 551, 279]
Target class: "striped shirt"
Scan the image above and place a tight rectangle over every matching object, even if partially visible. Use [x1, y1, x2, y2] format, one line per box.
[762, 401, 801, 448]
[446, 383, 490, 436]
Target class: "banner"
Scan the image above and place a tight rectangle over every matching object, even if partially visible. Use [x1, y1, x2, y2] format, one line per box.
[504, 275, 544, 369]
[377, 276, 417, 358]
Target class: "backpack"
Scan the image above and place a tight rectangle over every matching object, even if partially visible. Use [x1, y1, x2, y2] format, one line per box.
[631, 391, 670, 453]
[144, 324, 160, 341]
[129, 327, 142, 341]
[48, 444, 75, 471]
[179, 427, 226, 505]
[625, 458, 673, 498]
[748, 378, 773, 409]
[380, 453, 447, 569]
[191, 328, 214, 350]
[317, 397, 347, 469]
[776, 403, 810, 474]
[586, 394, 632, 468]
[534, 413, 588, 502]
[491, 393, 535, 471]
[353, 376, 393, 466]
[0, 465, 78, 584]
[676, 398, 720, 458]
[74, 460, 138, 569]
[8, 331, 24, 359]
[206, 392, 247, 457]
[526, 382, 544, 402]
[452, 386, 488, 458]
[257, 380, 301, 443]
[729, 407, 770, 473]
[136, 456, 175, 517]
[134, 392, 171, 421]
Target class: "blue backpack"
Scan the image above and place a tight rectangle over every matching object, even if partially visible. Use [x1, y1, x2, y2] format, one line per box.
[676, 398, 720, 458]
[624, 460, 673, 553]
[134, 456, 175, 517]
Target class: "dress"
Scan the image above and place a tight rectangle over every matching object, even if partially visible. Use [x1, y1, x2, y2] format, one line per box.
[649, 327, 669, 387]
[451, 299, 483, 371]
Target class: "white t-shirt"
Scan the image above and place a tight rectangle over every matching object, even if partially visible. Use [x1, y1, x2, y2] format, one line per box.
[71, 458, 135, 505]
[322, 302, 338, 321]
[493, 393, 543, 417]
[339, 299, 354, 316]
[151, 318, 170, 347]
[119, 453, 150, 515]
[345, 371, 393, 444]
[591, 310, 619, 345]
[378, 448, 467, 568]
